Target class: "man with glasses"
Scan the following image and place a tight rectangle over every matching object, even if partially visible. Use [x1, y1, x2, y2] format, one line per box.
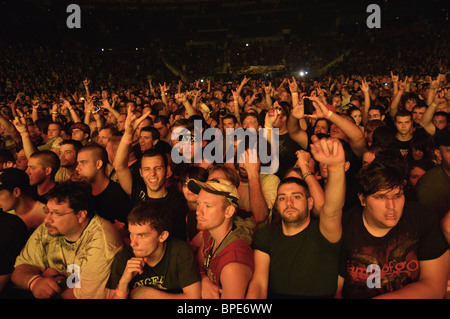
[11, 181, 123, 299]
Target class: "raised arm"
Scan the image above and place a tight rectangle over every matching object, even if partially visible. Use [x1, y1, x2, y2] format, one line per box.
[295, 150, 324, 217]
[263, 81, 273, 109]
[101, 98, 120, 120]
[287, 98, 309, 150]
[159, 82, 170, 106]
[231, 89, 242, 123]
[389, 77, 407, 119]
[420, 79, 442, 135]
[242, 149, 269, 224]
[288, 77, 299, 107]
[62, 99, 81, 123]
[310, 135, 345, 244]
[12, 116, 38, 159]
[175, 92, 197, 117]
[83, 78, 91, 99]
[0, 110, 20, 144]
[114, 106, 140, 195]
[31, 98, 40, 123]
[309, 96, 366, 158]
[361, 78, 371, 126]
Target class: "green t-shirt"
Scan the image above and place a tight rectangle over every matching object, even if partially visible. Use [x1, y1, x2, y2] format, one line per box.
[107, 237, 200, 294]
[253, 219, 341, 298]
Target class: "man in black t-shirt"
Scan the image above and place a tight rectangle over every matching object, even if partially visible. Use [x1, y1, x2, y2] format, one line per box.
[337, 161, 449, 299]
[114, 108, 188, 241]
[247, 136, 346, 299]
[76, 144, 131, 226]
[392, 109, 414, 157]
[107, 201, 200, 299]
[129, 150, 189, 241]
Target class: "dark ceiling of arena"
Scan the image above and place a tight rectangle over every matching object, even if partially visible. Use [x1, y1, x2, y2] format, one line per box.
[1, 0, 448, 48]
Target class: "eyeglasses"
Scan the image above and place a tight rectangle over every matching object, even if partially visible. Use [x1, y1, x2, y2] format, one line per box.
[43, 206, 78, 218]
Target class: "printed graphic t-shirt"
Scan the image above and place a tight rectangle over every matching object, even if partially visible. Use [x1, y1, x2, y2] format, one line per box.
[339, 202, 448, 299]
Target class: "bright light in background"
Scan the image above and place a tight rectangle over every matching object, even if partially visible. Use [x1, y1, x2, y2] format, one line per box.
[299, 71, 308, 77]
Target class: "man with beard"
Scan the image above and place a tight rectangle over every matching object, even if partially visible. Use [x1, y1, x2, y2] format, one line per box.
[55, 140, 83, 182]
[235, 148, 280, 225]
[11, 181, 123, 299]
[246, 136, 345, 299]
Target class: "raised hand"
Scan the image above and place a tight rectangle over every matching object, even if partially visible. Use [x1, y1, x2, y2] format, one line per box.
[287, 77, 298, 93]
[264, 101, 280, 128]
[310, 135, 345, 169]
[306, 96, 329, 119]
[361, 78, 369, 93]
[390, 71, 399, 84]
[12, 116, 27, 134]
[291, 99, 305, 120]
[159, 82, 170, 96]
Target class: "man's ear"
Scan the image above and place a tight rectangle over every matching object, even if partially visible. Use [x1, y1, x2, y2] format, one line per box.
[77, 209, 89, 223]
[307, 196, 314, 212]
[224, 204, 236, 219]
[358, 193, 366, 207]
[165, 162, 172, 179]
[95, 160, 103, 170]
[159, 230, 169, 243]
[45, 166, 53, 177]
[13, 187, 22, 198]
[434, 149, 442, 163]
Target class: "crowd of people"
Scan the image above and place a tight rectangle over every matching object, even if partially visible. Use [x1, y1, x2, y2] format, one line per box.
[0, 42, 449, 299]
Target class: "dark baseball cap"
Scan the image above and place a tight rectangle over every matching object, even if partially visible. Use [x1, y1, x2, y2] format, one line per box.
[0, 168, 31, 193]
[70, 122, 91, 136]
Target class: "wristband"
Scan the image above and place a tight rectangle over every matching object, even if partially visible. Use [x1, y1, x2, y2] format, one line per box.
[28, 275, 42, 291]
[291, 92, 298, 95]
[302, 172, 313, 180]
[115, 288, 129, 298]
[325, 110, 333, 120]
[20, 133, 30, 138]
